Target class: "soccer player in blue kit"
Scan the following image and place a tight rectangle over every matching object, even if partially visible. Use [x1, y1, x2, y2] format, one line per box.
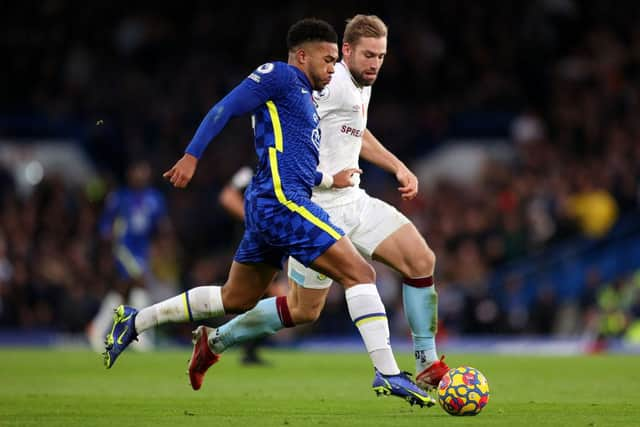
[103, 18, 433, 407]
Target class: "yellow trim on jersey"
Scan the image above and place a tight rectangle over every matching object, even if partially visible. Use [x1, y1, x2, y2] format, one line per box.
[266, 101, 283, 151]
[268, 147, 288, 204]
[265, 100, 341, 240]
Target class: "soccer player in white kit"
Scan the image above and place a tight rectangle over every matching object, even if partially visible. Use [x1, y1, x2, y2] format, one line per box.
[190, 14, 449, 391]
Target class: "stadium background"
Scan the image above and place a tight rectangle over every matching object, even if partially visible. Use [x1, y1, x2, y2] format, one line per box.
[1, 0, 639, 353]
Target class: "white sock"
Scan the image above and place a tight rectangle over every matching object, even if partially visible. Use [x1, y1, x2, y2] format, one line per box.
[135, 286, 224, 333]
[345, 284, 400, 376]
[128, 288, 154, 351]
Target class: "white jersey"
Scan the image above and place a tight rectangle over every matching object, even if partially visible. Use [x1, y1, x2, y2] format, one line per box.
[312, 61, 371, 207]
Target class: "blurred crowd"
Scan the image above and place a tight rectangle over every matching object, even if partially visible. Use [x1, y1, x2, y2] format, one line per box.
[1, 1, 640, 344]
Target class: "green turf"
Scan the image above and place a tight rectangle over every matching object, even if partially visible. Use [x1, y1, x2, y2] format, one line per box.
[0, 348, 638, 426]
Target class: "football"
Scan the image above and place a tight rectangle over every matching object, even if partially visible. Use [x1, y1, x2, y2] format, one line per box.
[437, 366, 490, 416]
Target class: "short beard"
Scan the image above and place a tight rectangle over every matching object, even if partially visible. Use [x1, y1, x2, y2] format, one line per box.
[352, 70, 375, 87]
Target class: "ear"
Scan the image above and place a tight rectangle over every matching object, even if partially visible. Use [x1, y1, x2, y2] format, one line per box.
[295, 48, 307, 64]
[342, 42, 352, 58]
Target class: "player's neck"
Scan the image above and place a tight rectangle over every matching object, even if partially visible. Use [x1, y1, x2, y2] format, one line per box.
[342, 62, 363, 89]
[287, 54, 307, 79]
[288, 62, 313, 89]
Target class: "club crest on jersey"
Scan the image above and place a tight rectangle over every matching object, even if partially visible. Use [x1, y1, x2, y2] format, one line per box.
[313, 87, 330, 101]
[257, 63, 274, 74]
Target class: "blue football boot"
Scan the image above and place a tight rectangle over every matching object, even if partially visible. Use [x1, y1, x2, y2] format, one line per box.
[372, 370, 436, 407]
[103, 305, 138, 369]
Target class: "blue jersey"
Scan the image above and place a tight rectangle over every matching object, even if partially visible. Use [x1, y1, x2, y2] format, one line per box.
[244, 62, 321, 200]
[99, 188, 167, 278]
[184, 61, 343, 268]
[186, 61, 322, 199]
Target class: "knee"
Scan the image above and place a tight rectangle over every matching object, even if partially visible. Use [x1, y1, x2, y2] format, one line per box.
[345, 261, 376, 286]
[404, 246, 436, 278]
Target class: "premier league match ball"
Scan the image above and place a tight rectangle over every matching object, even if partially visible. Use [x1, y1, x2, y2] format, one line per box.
[437, 366, 490, 416]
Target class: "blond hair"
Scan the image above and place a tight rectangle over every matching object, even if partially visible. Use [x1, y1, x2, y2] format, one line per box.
[343, 14, 388, 45]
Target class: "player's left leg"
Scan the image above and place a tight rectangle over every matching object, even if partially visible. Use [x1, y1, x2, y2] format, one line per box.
[104, 261, 277, 369]
[372, 222, 449, 389]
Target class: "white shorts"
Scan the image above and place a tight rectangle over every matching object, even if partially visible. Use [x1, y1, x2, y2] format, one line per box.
[287, 190, 410, 289]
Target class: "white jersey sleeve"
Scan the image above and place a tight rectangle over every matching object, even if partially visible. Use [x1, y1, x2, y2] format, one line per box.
[312, 62, 371, 207]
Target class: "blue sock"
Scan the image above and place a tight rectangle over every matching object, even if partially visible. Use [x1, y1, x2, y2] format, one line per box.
[212, 296, 292, 353]
[402, 278, 438, 372]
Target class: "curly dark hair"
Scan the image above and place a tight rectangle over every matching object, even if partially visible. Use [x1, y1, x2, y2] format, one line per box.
[286, 18, 338, 51]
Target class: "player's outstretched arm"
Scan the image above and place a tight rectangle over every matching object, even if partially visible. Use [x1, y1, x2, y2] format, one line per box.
[360, 129, 418, 200]
[167, 66, 279, 188]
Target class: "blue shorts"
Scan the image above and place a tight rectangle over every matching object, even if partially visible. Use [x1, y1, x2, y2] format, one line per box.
[234, 194, 344, 269]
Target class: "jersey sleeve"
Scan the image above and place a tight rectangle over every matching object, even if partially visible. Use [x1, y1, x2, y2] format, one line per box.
[185, 62, 291, 159]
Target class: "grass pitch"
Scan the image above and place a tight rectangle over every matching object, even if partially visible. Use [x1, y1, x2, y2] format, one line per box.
[0, 348, 638, 426]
